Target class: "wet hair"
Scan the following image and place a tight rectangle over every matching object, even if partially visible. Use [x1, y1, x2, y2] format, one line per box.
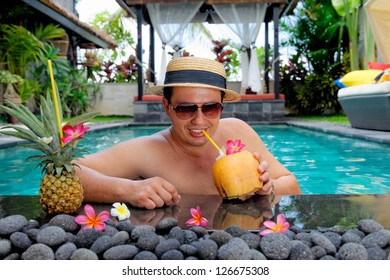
[163, 87, 225, 104]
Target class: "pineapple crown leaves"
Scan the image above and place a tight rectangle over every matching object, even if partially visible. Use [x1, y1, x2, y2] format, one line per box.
[0, 93, 99, 175]
[28, 145, 87, 175]
[1, 99, 50, 138]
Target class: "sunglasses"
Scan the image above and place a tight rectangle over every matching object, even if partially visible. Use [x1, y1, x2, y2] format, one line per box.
[170, 102, 224, 120]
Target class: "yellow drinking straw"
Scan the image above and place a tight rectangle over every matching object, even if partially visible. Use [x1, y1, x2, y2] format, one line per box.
[47, 59, 64, 140]
[202, 130, 221, 152]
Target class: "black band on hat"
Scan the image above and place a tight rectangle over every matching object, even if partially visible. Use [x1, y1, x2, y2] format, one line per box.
[164, 70, 226, 89]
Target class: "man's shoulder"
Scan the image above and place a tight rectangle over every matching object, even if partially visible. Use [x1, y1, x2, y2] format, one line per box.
[220, 117, 249, 127]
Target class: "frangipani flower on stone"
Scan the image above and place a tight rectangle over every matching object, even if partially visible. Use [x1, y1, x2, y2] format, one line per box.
[74, 204, 110, 231]
[61, 123, 90, 144]
[111, 202, 131, 221]
[259, 213, 290, 236]
[226, 139, 246, 155]
[186, 206, 208, 228]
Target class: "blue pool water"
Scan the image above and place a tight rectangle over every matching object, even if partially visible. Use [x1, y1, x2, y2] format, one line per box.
[1, 124, 390, 195]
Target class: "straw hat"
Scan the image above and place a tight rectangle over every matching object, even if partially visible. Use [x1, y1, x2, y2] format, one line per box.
[146, 57, 241, 102]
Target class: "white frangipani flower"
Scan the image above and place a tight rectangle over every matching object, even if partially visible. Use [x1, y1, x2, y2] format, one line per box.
[38, 136, 53, 144]
[110, 202, 131, 221]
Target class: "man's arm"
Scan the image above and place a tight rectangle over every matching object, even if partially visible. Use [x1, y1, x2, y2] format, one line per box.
[74, 137, 181, 209]
[75, 164, 180, 209]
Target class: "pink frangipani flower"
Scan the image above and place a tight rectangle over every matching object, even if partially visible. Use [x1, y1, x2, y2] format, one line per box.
[186, 206, 208, 227]
[61, 124, 90, 144]
[225, 139, 246, 155]
[74, 204, 110, 231]
[259, 213, 290, 236]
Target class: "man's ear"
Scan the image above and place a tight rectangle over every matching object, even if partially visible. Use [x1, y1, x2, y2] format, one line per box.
[163, 98, 171, 116]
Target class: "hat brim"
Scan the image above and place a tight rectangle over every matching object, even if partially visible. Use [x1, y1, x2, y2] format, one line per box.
[146, 83, 241, 102]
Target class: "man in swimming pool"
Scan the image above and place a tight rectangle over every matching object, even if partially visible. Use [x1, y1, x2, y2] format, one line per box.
[75, 57, 301, 209]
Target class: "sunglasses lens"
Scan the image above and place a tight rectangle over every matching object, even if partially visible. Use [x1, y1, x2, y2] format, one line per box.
[202, 103, 223, 118]
[172, 103, 223, 120]
[174, 104, 198, 119]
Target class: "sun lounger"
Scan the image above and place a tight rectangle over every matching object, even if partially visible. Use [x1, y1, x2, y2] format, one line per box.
[338, 82, 390, 131]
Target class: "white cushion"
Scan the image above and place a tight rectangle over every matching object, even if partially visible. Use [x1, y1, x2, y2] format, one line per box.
[338, 82, 390, 98]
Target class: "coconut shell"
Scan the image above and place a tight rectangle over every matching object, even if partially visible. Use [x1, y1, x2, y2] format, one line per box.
[212, 150, 263, 200]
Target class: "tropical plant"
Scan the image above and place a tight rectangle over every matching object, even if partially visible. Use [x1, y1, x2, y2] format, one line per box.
[0, 91, 99, 215]
[0, 24, 42, 77]
[87, 9, 135, 63]
[279, 0, 349, 115]
[211, 39, 240, 81]
[281, 0, 345, 74]
[331, 0, 361, 70]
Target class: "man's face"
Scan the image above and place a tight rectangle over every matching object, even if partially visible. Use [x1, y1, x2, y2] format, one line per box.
[164, 86, 223, 148]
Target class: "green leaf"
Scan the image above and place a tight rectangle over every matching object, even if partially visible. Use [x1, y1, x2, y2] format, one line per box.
[0, 101, 46, 137]
[65, 111, 100, 127]
[331, 0, 360, 16]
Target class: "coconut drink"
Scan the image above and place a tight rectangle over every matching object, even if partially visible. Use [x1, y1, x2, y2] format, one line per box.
[202, 131, 263, 200]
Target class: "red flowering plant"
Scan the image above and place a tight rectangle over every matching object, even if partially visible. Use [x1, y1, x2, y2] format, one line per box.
[93, 55, 138, 83]
[211, 39, 240, 80]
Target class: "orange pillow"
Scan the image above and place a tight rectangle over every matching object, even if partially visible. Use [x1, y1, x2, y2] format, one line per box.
[368, 61, 390, 70]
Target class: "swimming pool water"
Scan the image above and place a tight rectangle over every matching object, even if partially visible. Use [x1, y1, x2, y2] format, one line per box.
[1, 124, 390, 195]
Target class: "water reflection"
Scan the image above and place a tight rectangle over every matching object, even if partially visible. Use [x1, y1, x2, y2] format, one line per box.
[1, 194, 390, 230]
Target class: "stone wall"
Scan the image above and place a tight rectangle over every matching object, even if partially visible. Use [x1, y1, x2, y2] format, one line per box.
[90, 84, 138, 116]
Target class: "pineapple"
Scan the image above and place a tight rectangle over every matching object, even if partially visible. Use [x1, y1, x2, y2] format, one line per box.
[0, 94, 98, 215]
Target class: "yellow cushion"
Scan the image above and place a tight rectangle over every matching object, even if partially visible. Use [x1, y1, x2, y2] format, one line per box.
[377, 69, 390, 83]
[340, 70, 383, 87]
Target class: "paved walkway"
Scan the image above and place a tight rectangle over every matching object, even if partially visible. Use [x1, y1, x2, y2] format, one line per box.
[1, 119, 390, 147]
[287, 120, 390, 144]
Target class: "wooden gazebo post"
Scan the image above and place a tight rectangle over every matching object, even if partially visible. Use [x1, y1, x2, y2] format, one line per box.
[273, 3, 280, 100]
[136, 5, 143, 101]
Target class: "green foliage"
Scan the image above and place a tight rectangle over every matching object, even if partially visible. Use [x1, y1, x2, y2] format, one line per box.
[89, 9, 135, 63]
[256, 46, 273, 80]
[294, 71, 342, 115]
[59, 67, 100, 117]
[280, 55, 343, 115]
[280, 0, 346, 74]
[279, 0, 351, 115]
[0, 24, 42, 76]
[331, 0, 361, 70]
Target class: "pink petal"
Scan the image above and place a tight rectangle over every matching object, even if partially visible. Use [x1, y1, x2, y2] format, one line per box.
[62, 125, 75, 135]
[94, 222, 107, 231]
[61, 135, 74, 144]
[226, 148, 234, 155]
[74, 215, 89, 225]
[84, 204, 96, 220]
[186, 218, 197, 226]
[281, 222, 290, 232]
[276, 214, 286, 225]
[238, 143, 246, 150]
[259, 229, 274, 236]
[226, 140, 234, 148]
[82, 224, 94, 230]
[263, 220, 277, 230]
[74, 124, 89, 136]
[199, 218, 208, 227]
[96, 211, 110, 223]
[190, 207, 199, 218]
